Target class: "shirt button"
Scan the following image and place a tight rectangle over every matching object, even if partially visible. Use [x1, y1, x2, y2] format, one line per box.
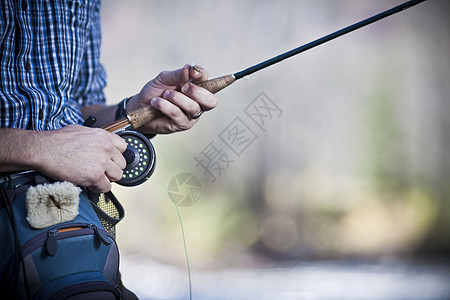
[38, 109, 44, 120]
[25, 61, 31, 71]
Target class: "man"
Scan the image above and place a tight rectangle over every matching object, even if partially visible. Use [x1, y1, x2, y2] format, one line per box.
[0, 0, 217, 298]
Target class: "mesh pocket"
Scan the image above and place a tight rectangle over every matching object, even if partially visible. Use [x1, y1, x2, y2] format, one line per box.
[89, 192, 124, 239]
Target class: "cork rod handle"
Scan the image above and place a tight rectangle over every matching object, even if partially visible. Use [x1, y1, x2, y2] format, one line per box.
[195, 74, 235, 94]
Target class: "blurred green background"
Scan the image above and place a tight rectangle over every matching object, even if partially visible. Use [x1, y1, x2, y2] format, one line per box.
[100, 0, 449, 298]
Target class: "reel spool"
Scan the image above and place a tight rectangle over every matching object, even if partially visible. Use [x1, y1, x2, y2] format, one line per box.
[116, 131, 156, 187]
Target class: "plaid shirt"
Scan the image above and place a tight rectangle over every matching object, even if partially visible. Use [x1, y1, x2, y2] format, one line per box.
[0, 0, 106, 130]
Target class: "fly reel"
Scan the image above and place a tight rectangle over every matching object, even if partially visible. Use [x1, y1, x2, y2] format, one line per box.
[116, 131, 156, 187]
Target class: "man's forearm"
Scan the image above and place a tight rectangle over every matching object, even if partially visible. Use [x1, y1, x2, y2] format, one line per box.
[0, 128, 44, 173]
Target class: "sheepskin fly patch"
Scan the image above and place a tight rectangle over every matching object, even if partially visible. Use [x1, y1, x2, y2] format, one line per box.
[26, 181, 81, 229]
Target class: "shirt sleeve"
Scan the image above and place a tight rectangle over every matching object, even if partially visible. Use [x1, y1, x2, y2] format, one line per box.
[71, 2, 106, 108]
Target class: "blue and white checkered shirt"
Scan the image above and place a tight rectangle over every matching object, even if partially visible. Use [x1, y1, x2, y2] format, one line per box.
[0, 0, 106, 130]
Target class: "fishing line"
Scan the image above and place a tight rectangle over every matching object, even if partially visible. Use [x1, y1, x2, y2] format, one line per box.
[148, 178, 193, 300]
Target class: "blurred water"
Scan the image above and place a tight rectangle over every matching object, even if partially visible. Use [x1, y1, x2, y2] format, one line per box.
[120, 256, 450, 300]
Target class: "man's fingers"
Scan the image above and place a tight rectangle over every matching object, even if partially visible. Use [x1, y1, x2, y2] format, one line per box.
[160, 89, 203, 119]
[111, 147, 127, 170]
[189, 64, 208, 82]
[156, 64, 208, 90]
[88, 155, 123, 193]
[156, 84, 216, 117]
[180, 82, 217, 111]
[105, 159, 124, 182]
[90, 175, 112, 193]
[156, 65, 191, 89]
[109, 132, 127, 170]
[110, 132, 128, 153]
[151, 96, 190, 122]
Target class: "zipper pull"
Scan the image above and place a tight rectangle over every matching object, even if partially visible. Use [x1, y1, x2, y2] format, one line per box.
[46, 229, 58, 256]
[89, 224, 111, 246]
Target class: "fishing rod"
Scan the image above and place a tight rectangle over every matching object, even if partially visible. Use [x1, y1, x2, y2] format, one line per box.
[103, 0, 427, 187]
[103, 0, 427, 133]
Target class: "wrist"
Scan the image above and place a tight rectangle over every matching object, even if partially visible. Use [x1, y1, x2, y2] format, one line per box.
[115, 97, 131, 121]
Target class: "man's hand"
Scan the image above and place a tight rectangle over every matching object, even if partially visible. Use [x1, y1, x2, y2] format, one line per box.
[126, 64, 218, 134]
[0, 126, 127, 193]
[35, 125, 127, 193]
